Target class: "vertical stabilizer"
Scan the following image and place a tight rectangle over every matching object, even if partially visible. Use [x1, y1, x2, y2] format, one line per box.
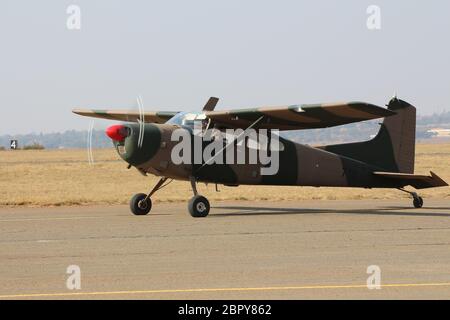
[321, 97, 416, 173]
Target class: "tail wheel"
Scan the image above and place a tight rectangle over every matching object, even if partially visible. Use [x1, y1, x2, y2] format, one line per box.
[413, 196, 423, 208]
[130, 193, 152, 215]
[188, 195, 210, 218]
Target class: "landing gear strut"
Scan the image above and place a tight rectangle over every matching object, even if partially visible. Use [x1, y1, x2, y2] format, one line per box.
[130, 177, 169, 215]
[188, 177, 210, 218]
[398, 188, 423, 208]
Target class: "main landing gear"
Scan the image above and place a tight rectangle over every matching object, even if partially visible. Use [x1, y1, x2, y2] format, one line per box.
[187, 177, 210, 218]
[130, 176, 210, 217]
[398, 188, 423, 208]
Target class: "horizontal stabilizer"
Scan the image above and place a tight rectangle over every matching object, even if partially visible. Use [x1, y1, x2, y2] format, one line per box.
[373, 171, 448, 189]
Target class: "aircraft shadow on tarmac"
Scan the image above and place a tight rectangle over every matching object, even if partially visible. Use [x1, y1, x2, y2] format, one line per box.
[210, 205, 450, 218]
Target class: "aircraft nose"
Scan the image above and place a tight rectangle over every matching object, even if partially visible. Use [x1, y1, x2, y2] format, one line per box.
[106, 124, 130, 142]
[114, 123, 162, 167]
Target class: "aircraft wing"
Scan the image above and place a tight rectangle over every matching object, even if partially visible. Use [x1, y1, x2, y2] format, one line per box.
[205, 102, 396, 130]
[72, 109, 179, 124]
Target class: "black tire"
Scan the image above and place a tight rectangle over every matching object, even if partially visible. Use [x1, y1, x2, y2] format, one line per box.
[188, 195, 210, 218]
[130, 193, 152, 215]
[413, 196, 423, 208]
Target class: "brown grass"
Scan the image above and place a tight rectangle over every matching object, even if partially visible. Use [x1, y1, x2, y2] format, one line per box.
[0, 144, 449, 207]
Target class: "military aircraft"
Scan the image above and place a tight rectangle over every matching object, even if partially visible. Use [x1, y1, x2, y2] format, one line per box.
[73, 97, 448, 217]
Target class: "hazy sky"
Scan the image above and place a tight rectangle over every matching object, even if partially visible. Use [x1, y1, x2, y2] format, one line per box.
[1, 0, 449, 134]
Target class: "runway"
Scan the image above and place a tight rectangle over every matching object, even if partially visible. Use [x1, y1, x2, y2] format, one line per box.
[1, 199, 450, 299]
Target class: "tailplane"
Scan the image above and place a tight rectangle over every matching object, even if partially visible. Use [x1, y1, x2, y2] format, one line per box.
[373, 171, 448, 189]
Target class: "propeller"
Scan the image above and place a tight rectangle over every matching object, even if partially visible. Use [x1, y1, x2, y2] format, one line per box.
[105, 95, 146, 148]
[87, 120, 95, 165]
[86, 95, 147, 165]
[136, 95, 145, 149]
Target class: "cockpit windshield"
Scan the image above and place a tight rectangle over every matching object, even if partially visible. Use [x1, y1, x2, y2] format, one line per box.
[166, 112, 207, 128]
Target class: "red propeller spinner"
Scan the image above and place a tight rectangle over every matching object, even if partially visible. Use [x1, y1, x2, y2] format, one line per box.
[106, 125, 129, 142]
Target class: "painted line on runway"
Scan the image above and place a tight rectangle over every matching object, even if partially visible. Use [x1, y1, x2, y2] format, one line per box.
[2, 282, 450, 298]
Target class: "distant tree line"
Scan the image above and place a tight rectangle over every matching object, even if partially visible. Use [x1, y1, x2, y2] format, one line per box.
[0, 130, 112, 150]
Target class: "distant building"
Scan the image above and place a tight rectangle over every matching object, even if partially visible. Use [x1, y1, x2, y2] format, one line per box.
[427, 128, 450, 137]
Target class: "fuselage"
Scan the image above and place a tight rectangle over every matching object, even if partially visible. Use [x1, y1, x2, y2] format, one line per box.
[112, 120, 391, 189]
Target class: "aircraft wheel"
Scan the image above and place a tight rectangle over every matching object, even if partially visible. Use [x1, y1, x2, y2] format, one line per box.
[188, 195, 210, 218]
[413, 196, 423, 208]
[130, 193, 152, 215]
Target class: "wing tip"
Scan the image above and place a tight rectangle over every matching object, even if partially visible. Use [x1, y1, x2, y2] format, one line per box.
[348, 102, 396, 117]
[72, 108, 92, 116]
[72, 108, 84, 115]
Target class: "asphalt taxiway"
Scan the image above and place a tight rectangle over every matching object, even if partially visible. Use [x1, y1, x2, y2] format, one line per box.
[0, 199, 449, 299]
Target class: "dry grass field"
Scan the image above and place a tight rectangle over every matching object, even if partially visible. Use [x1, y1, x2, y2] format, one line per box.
[0, 144, 449, 207]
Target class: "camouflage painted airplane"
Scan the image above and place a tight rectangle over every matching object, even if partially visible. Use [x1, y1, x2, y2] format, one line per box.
[73, 97, 448, 217]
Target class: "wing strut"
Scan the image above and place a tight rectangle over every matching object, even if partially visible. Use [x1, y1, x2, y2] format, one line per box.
[195, 115, 265, 174]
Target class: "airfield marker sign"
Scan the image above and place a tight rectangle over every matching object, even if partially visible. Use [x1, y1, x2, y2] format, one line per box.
[10, 140, 18, 150]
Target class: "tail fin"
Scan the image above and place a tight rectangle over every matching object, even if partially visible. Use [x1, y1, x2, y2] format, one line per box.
[321, 97, 416, 173]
